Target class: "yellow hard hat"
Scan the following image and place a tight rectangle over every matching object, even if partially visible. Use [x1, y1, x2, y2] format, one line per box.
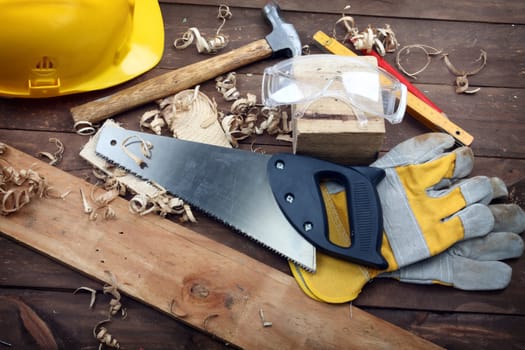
[0, 0, 164, 97]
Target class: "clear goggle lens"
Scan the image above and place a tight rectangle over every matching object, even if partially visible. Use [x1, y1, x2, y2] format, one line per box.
[262, 54, 407, 124]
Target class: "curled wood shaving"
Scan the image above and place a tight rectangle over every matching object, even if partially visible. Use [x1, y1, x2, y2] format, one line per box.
[169, 298, 188, 318]
[37, 137, 64, 166]
[79, 185, 118, 221]
[0, 146, 62, 215]
[333, 5, 398, 56]
[93, 319, 120, 350]
[203, 314, 219, 331]
[442, 49, 487, 94]
[395, 44, 443, 79]
[93, 170, 127, 196]
[74, 120, 98, 136]
[103, 271, 127, 318]
[140, 110, 166, 135]
[173, 5, 232, 54]
[121, 135, 153, 169]
[216, 72, 240, 101]
[129, 183, 196, 222]
[219, 93, 291, 147]
[124, 180, 190, 220]
[73, 287, 98, 309]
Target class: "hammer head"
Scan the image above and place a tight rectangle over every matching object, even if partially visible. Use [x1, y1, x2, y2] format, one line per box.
[263, 1, 302, 57]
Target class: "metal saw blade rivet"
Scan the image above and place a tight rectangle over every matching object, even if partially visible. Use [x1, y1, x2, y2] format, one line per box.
[110, 139, 117, 146]
[304, 222, 313, 232]
[285, 193, 294, 203]
[275, 160, 285, 170]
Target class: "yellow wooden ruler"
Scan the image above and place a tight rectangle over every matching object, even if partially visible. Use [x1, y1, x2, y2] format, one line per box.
[313, 31, 474, 146]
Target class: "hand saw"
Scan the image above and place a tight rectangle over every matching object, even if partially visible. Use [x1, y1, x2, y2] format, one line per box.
[95, 123, 388, 272]
[313, 31, 474, 146]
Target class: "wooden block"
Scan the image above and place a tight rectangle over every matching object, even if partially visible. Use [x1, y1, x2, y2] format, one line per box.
[291, 57, 385, 165]
[293, 106, 385, 165]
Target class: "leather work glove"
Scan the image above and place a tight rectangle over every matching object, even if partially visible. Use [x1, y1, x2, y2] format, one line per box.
[380, 202, 525, 290]
[290, 133, 524, 302]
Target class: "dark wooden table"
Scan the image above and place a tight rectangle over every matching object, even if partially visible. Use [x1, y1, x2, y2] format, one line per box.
[1, 1, 524, 349]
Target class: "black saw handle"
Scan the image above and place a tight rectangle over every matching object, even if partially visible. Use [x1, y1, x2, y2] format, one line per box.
[267, 153, 388, 269]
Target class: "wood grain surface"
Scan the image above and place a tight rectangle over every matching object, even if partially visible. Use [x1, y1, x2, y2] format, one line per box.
[0, 1, 524, 349]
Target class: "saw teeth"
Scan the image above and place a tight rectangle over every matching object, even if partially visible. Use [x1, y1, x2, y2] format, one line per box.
[95, 149, 314, 271]
[94, 125, 316, 271]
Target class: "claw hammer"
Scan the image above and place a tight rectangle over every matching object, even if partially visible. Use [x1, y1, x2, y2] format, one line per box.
[70, 1, 301, 128]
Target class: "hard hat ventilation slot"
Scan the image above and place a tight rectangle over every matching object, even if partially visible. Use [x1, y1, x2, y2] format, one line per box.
[35, 56, 55, 70]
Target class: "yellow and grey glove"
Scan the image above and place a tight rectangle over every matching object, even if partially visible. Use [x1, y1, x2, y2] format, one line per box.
[380, 199, 525, 290]
[291, 133, 502, 302]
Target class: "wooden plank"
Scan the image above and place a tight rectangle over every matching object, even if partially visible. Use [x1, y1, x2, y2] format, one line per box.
[2, 288, 521, 350]
[0, 144, 440, 349]
[366, 308, 525, 349]
[0, 289, 230, 350]
[160, 0, 525, 24]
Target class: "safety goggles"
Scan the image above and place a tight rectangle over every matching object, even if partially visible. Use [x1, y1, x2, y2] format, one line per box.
[262, 54, 407, 125]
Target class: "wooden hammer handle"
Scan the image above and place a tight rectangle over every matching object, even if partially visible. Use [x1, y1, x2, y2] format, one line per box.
[71, 38, 273, 124]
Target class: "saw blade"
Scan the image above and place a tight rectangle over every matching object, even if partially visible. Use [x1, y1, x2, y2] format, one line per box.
[95, 123, 316, 271]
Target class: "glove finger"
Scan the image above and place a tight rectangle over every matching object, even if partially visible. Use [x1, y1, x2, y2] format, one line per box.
[445, 203, 494, 240]
[435, 177, 508, 205]
[451, 259, 513, 290]
[381, 252, 513, 290]
[489, 177, 509, 201]
[452, 231, 524, 261]
[490, 203, 525, 233]
[430, 176, 493, 206]
[372, 132, 454, 169]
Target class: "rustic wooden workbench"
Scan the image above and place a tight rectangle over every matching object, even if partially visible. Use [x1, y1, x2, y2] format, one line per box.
[1, 1, 524, 348]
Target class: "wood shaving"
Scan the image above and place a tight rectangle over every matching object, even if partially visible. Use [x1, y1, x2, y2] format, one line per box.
[216, 72, 240, 101]
[93, 170, 127, 196]
[73, 287, 98, 309]
[203, 314, 219, 331]
[93, 319, 120, 350]
[442, 49, 487, 94]
[129, 192, 197, 222]
[120, 135, 153, 169]
[332, 5, 399, 56]
[140, 110, 166, 135]
[169, 298, 188, 318]
[259, 308, 273, 327]
[79, 185, 118, 221]
[75, 272, 128, 349]
[219, 94, 291, 147]
[74, 120, 98, 136]
[397, 45, 486, 94]
[103, 271, 127, 318]
[173, 5, 232, 54]
[37, 137, 64, 166]
[0, 145, 62, 215]
[395, 44, 443, 79]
